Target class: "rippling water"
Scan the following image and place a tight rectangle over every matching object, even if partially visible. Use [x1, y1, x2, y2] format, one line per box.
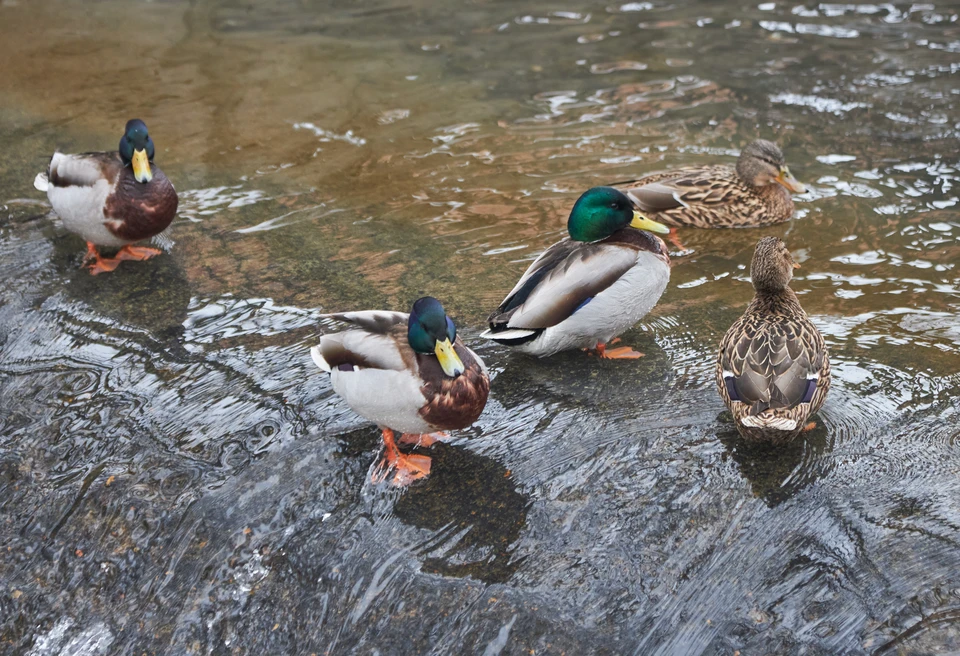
[1, 0, 960, 654]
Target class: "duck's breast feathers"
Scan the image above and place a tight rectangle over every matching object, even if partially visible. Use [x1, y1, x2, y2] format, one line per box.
[46, 151, 123, 189]
[487, 236, 652, 331]
[104, 166, 178, 242]
[621, 165, 739, 212]
[720, 307, 827, 413]
[416, 339, 490, 430]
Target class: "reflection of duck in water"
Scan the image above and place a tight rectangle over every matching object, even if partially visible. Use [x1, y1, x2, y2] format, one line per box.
[481, 187, 671, 359]
[718, 419, 828, 507]
[617, 139, 806, 230]
[34, 119, 178, 275]
[59, 250, 191, 343]
[393, 441, 528, 584]
[717, 237, 830, 444]
[311, 297, 490, 486]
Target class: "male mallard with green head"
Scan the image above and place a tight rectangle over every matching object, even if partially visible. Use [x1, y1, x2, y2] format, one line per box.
[34, 119, 178, 275]
[716, 237, 830, 443]
[311, 297, 490, 486]
[481, 186, 671, 358]
[618, 139, 806, 229]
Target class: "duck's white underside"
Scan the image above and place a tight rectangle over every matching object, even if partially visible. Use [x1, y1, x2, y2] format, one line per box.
[508, 251, 670, 357]
[310, 345, 433, 434]
[42, 153, 129, 247]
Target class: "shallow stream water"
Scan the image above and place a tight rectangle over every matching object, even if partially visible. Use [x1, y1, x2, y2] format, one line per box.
[1, 1, 960, 654]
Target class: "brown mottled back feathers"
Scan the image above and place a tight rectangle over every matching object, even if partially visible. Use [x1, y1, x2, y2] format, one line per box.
[716, 289, 830, 442]
[619, 165, 794, 228]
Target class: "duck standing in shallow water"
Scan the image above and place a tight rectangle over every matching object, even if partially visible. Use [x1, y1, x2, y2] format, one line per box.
[311, 297, 490, 486]
[617, 139, 806, 229]
[34, 119, 178, 275]
[481, 187, 671, 359]
[717, 237, 830, 443]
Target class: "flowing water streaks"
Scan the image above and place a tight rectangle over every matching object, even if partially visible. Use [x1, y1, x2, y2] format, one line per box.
[2, 0, 960, 652]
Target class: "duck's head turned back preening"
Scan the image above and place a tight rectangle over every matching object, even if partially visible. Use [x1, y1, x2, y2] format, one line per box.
[750, 236, 800, 293]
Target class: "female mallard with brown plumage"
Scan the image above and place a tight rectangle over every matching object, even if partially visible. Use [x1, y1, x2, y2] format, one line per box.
[481, 187, 671, 359]
[34, 119, 178, 275]
[617, 140, 806, 229]
[310, 297, 489, 486]
[716, 237, 830, 444]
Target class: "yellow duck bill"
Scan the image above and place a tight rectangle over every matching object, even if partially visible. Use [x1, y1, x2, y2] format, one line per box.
[630, 211, 670, 234]
[435, 338, 465, 377]
[132, 148, 153, 183]
[776, 168, 806, 194]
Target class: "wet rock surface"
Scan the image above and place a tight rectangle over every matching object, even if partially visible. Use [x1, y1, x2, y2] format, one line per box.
[2, 1, 960, 654]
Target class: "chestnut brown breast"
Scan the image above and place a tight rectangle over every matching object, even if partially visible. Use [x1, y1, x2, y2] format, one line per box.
[104, 166, 178, 242]
[417, 341, 490, 430]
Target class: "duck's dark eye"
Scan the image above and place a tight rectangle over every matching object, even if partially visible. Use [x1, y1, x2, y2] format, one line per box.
[610, 202, 618, 208]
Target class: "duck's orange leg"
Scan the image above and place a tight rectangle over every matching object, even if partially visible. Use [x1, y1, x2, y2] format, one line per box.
[115, 244, 163, 261]
[83, 242, 121, 276]
[593, 342, 644, 359]
[372, 428, 431, 486]
[667, 227, 688, 253]
[397, 432, 448, 447]
[802, 422, 817, 432]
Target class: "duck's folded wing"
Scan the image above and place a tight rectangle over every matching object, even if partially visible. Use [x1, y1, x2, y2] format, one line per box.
[488, 240, 637, 330]
[47, 152, 122, 188]
[721, 317, 825, 411]
[321, 310, 408, 333]
[623, 169, 737, 213]
[312, 310, 411, 373]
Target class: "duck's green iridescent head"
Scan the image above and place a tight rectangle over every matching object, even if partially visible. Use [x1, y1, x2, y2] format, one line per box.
[567, 187, 669, 242]
[118, 119, 155, 184]
[407, 297, 464, 377]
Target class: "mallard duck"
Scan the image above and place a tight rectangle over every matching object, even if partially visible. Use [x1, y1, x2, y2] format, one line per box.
[33, 119, 178, 275]
[617, 140, 806, 229]
[480, 187, 671, 358]
[716, 237, 830, 443]
[310, 297, 490, 485]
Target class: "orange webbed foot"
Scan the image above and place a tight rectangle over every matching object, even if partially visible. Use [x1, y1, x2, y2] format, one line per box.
[82, 242, 121, 275]
[115, 245, 163, 261]
[82, 241, 99, 264]
[592, 342, 643, 359]
[667, 228, 695, 259]
[668, 227, 687, 252]
[87, 257, 121, 275]
[802, 422, 817, 432]
[397, 432, 448, 448]
[372, 428, 432, 487]
[601, 346, 644, 359]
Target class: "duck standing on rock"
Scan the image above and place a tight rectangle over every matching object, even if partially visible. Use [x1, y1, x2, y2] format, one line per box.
[716, 237, 830, 443]
[481, 186, 671, 359]
[34, 119, 178, 275]
[311, 297, 490, 486]
[617, 139, 806, 230]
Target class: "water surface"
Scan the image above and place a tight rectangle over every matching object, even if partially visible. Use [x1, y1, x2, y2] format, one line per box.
[1, 1, 960, 654]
